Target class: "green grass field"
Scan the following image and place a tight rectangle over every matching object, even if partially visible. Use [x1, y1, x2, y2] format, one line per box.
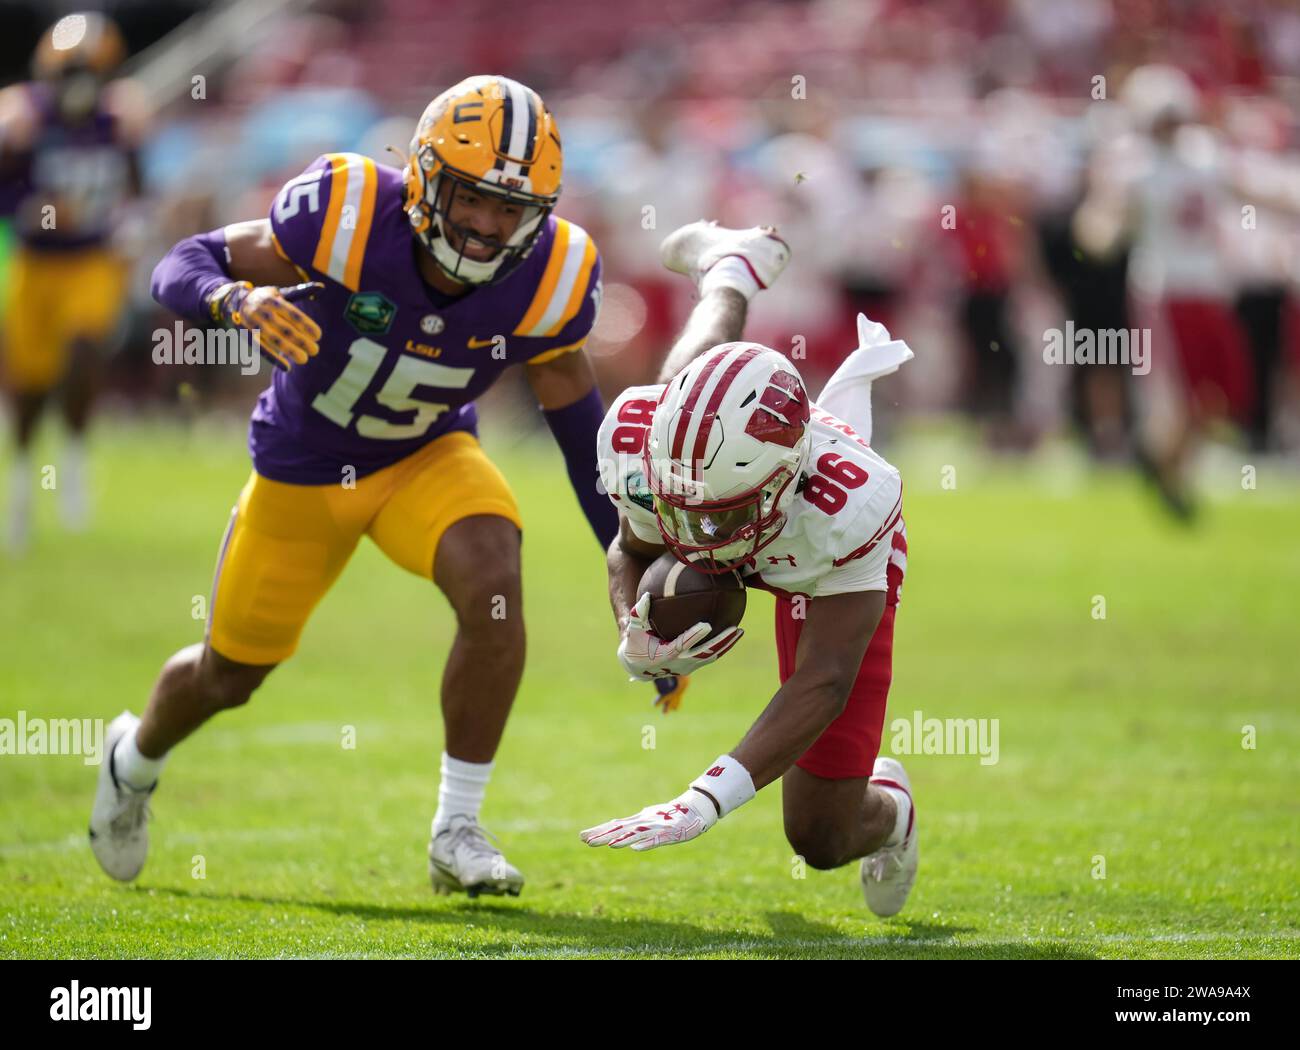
[2, 416, 1297, 959]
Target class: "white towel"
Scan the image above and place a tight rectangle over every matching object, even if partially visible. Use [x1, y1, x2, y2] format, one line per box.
[814, 313, 915, 445]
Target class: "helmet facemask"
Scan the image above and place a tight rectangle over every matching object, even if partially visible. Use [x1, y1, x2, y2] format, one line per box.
[649, 459, 798, 574]
[54, 66, 100, 123]
[408, 145, 552, 286]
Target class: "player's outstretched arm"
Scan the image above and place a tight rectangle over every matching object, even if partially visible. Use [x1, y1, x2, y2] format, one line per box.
[151, 219, 322, 371]
[0, 85, 36, 171]
[526, 348, 620, 548]
[732, 589, 885, 789]
[220, 219, 310, 287]
[580, 588, 884, 853]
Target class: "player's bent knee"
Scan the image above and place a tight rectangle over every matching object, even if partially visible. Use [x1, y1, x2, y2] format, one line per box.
[435, 515, 521, 575]
[785, 828, 848, 871]
[442, 562, 523, 628]
[434, 515, 523, 627]
[453, 575, 524, 643]
[198, 647, 277, 711]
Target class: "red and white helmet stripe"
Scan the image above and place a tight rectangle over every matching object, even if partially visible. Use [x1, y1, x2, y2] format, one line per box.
[665, 344, 765, 479]
[647, 342, 812, 571]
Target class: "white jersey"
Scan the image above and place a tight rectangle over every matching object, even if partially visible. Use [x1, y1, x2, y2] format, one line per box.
[1126, 129, 1229, 298]
[598, 385, 906, 604]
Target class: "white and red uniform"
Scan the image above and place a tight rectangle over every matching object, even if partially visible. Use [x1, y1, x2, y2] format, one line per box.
[1112, 129, 1254, 420]
[599, 385, 907, 779]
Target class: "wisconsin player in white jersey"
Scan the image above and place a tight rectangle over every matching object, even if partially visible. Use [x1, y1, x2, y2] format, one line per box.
[580, 221, 918, 916]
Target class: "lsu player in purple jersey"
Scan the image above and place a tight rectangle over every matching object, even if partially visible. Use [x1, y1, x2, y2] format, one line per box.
[90, 76, 619, 897]
[0, 13, 147, 551]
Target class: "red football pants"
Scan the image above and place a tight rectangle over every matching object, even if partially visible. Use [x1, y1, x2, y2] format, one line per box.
[775, 597, 896, 780]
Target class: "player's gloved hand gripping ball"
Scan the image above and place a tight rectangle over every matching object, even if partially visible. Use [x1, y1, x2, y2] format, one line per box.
[617, 593, 743, 681]
[208, 280, 323, 371]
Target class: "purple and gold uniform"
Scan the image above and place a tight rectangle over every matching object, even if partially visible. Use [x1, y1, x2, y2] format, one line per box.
[208, 152, 602, 664]
[253, 151, 600, 482]
[0, 81, 135, 392]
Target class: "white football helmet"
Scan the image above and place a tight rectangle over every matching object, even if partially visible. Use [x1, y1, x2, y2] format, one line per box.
[1122, 64, 1200, 133]
[645, 342, 812, 573]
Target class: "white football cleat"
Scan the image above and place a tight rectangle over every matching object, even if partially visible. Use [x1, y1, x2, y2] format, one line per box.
[860, 756, 918, 918]
[89, 711, 154, 882]
[428, 816, 524, 898]
[660, 220, 791, 290]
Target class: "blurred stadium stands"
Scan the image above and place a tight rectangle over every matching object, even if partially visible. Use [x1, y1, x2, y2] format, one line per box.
[3, 0, 1299, 459]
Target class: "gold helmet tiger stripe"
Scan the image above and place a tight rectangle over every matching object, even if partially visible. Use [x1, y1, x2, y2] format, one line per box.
[405, 75, 563, 285]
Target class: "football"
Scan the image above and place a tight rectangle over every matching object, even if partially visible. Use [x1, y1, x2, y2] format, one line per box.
[637, 552, 747, 642]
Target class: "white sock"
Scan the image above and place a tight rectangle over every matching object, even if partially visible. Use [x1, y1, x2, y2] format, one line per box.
[8, 451, 32, 550]
[61, 436, 89, 528]
[700, 255, 762, 300]
[876, 784, 912, 847]
[433, 752, 492, 833]
[113, 728, 166, 790]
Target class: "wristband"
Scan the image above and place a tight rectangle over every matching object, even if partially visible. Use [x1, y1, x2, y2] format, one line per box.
[689, 753, 756, 818]
[207, 280, 253, 326]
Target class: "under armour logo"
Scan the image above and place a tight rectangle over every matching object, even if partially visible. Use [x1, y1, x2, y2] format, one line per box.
[767, 554, 797, 566]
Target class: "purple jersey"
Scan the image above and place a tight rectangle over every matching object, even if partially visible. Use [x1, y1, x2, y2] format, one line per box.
[252, 152, 602, 484]
[5, 82, 132, 250]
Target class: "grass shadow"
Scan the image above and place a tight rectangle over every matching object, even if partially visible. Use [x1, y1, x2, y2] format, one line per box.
[131, 886, 1096, 958]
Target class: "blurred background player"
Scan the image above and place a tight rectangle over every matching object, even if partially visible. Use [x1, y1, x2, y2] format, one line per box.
[948, 163, 1031, 451]
[0, 12, 146, 552]
[1074, 63, 1299, 517]
[89, 75, 616, 899]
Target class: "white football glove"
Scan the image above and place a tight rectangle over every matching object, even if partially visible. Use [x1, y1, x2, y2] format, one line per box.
[579, 788, 718, 852]
[617, 593, 743, 681]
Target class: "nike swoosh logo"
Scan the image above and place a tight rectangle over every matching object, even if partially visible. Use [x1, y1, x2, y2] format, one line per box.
[467, 336, 497, 349]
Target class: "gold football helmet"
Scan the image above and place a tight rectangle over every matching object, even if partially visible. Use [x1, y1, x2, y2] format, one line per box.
[405, 75, 563, 285]
[33, 12, 125, 79]
[32, 12, 125, 123]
